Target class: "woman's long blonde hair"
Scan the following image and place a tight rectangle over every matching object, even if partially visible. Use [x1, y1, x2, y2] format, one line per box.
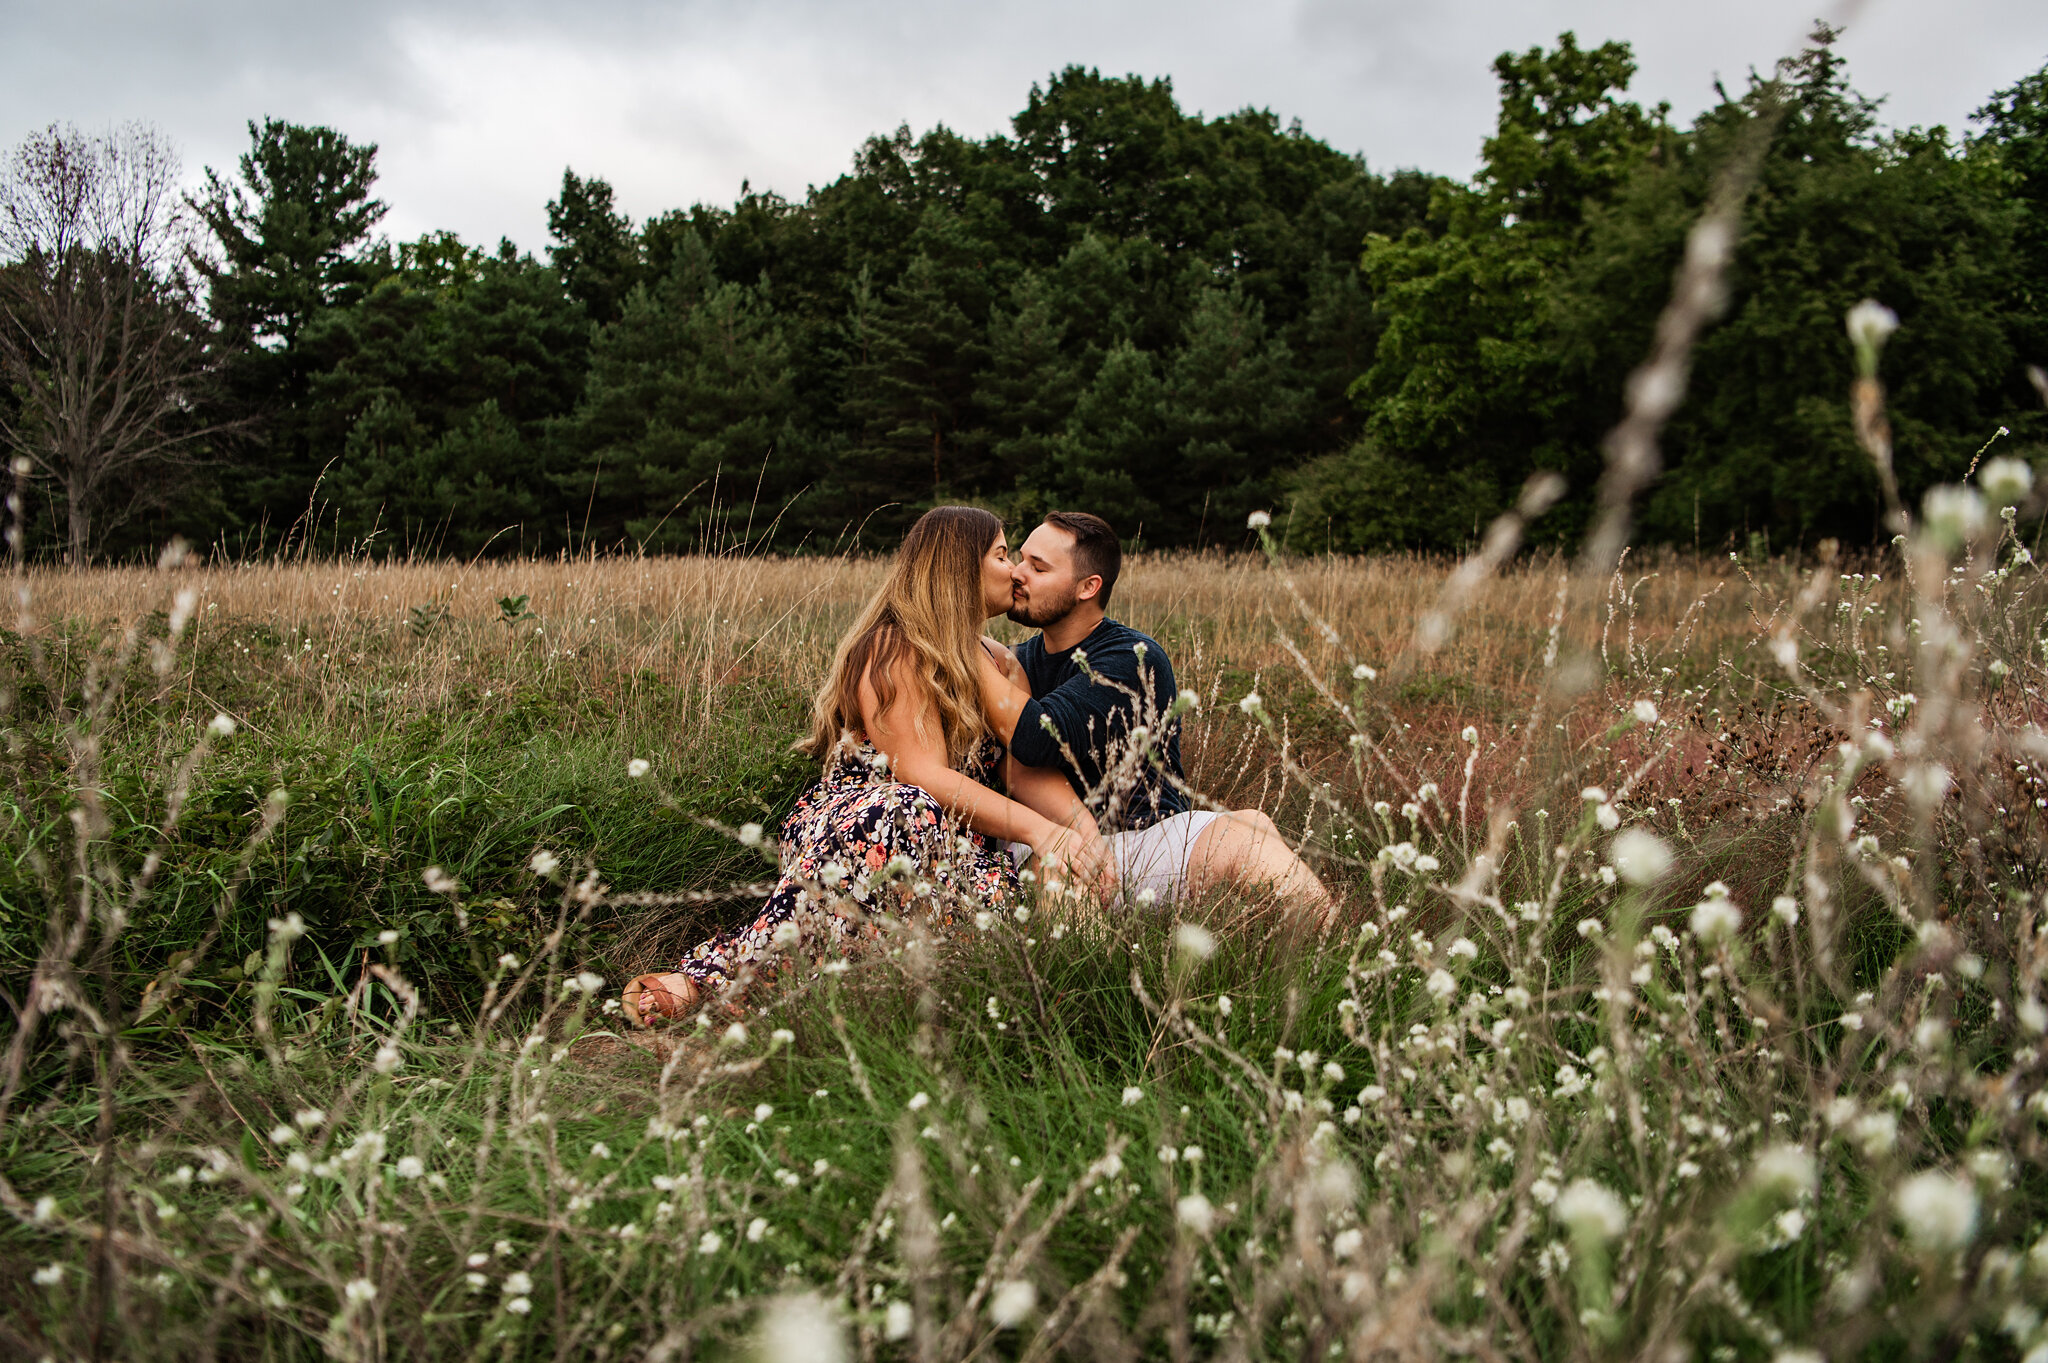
[801, 506, 1001, 765]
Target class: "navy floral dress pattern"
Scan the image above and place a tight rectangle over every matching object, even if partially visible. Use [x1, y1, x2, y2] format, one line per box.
[672, 737, 1018, 995]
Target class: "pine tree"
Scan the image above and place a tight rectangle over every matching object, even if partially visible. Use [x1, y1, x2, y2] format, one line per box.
[547, 170, 640, 326]
[551, 233, 797, 551]
[192, 119, 387, 536]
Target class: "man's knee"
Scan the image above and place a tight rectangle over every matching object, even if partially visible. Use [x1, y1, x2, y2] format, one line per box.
[1231, 809, 1278, 837]
[1192, 811, 1272, 877]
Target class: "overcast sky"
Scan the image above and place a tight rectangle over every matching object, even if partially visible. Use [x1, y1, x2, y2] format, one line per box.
[5, 0, 2043, 252]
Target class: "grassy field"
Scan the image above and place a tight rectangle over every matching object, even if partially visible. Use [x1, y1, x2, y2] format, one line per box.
[1, 528, 2044, 1362]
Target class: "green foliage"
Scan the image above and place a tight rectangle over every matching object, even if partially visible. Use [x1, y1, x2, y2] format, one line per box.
[310, 237, 588, 555]
[48, 42, 2043, 561]
[1284, 439, 1504, 551]
[549, 232, 801, 551]
[190, 119, 388, 538]
[1349, 27, 2042, 552]
[546, 168, 641, 326]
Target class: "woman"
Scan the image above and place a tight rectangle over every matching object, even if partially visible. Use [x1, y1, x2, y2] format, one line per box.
[622, 507, 1104, 1025]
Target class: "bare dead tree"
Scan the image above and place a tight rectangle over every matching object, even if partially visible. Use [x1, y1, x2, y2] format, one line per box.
[0, 122, 233, 565]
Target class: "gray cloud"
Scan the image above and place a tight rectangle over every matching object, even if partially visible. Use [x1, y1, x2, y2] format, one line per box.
[4, 0, 2042, 251]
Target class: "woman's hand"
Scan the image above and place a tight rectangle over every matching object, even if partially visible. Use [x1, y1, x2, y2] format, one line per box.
[980, 636, 1024, 684]
[977, 645, 1034, 746]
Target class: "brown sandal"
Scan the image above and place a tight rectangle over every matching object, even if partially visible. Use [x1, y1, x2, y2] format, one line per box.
[621, 973, 700, 1028]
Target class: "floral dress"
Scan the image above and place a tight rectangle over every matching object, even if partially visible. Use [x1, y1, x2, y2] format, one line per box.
[671, 737, 1018, 995]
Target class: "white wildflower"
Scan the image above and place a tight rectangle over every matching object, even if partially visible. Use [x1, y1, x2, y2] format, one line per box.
[1924, 485, 1989, 545]
[698, 1231, 724, 1255]
[1752, 1144, 1817, 1199]
[1246, 510, 1272, 530]
[754, 1292, 847, 1363]
[1903, 764, 1951, 808]
[208, 713, 236, 738]
[907, 1091, 931, 1112]
[1448, 937, 1477, 960]
[1554, 1179, 1629, 1244]
[747, 1217, 769, 1243]
[1425, 969, 1457, 1001]
[528, 849, 559, 876]
[1462, 725, 1479, 744]
[1595, 803, 1621, 831]
[1632, 699, 1659, 724]
[1845, 298, 1899, 354]
[988, 1279, 1038, 1327]
[739, 823, 765, 847]
[1610, 828, 1673, 885]
[1238, 691, 1263, 717]
[626, 757, 650, 778]
[34, 1263, 63, 1287]
[1772, 895, 1800, 926]
[1174, 922, 1217, 960]
[1176, 1193, 1216, 1236]
[395, 1156, 425, 1179]
[1120, 1086, 1143, 1107]
[344, 1278, 377, 1304]
[1980, 455, 2034, 506]
[884, 1300, 913, 1342]
[505, 1296, 532, 1316]
[1895, 1170, 1978, 1252]
[1690, 888, 1743, 943]
[722, 1022, 749, 1047]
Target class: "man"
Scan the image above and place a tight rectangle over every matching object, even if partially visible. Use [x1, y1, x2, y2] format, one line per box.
[977, 511, 1334, 915]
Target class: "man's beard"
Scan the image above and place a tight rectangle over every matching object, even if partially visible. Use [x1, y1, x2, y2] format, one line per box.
[1007, 582, 1078, 628]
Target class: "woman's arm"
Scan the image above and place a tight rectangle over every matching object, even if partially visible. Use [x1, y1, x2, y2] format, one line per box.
[861, 653, 1103, 877]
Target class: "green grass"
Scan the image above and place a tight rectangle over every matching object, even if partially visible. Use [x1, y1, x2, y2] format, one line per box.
[2, 536, 2047, 1362]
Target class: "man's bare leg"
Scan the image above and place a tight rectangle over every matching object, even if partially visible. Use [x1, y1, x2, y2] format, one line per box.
[1185, 810, 1337, 920]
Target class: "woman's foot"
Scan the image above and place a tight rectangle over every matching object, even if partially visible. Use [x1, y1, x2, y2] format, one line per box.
[621, 972, 700, 1027]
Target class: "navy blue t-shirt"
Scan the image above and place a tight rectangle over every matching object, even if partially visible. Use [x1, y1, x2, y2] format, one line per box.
[1009, 617, 1190, 832]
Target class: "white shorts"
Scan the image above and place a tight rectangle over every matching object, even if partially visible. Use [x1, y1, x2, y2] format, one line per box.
[1008, 811, 1221, 904]
[1110, 811, 1221, 904]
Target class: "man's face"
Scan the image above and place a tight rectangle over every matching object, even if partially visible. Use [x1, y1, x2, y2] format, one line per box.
[1008, 523, 1092, 627]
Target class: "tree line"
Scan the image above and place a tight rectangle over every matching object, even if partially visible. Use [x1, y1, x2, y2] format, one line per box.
[2, 24, 2044, 563]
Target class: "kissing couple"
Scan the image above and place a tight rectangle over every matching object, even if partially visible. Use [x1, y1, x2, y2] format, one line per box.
[622, 507, 1334, 1025]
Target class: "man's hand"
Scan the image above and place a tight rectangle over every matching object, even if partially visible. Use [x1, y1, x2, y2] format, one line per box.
[1033, 826, 1117, 901]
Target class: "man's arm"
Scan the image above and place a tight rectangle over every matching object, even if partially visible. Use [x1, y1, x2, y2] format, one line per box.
[977, 646, 1036, 748]
[1003, 752, 1099, 839]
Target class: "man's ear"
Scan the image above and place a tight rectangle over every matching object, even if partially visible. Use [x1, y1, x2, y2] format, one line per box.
[1075, 574, 1104, 603]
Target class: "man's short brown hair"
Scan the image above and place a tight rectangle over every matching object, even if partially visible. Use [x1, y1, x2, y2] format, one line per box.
[1043, 511, 1121, 609]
